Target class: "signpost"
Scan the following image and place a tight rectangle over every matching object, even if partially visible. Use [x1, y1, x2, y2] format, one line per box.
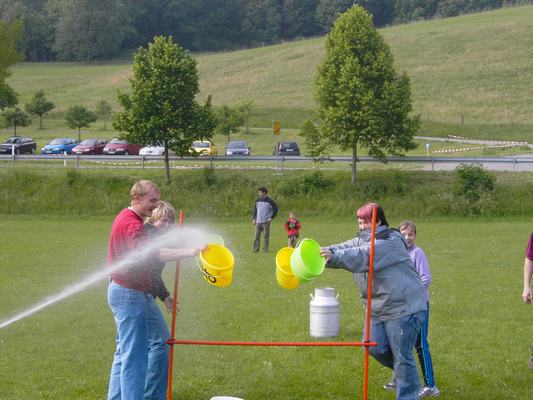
[273, 121, 281, 170]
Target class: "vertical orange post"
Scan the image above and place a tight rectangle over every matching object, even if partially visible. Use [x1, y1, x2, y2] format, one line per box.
[362, 206, 378, 400]
[167, 210, 184, 400]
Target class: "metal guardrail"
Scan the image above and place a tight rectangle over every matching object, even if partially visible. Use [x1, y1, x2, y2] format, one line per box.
[2, 154, 533, 171]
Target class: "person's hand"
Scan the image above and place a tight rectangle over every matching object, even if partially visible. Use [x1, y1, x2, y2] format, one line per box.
[164, 296, 179, 313]
[523, 287, 533, 304]
[252, 219, 256, 225]
[319, 247, 332, 262]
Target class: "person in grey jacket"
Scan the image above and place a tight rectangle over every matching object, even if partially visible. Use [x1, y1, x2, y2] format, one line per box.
[320, 202, 427, 400]
[252, 186, 278, 252]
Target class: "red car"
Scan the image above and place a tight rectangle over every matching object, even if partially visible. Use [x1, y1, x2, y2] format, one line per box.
[72, 139, 108, 155]
[103, 139, 141, 155]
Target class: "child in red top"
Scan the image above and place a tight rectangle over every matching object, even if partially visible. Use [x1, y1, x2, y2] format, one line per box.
[284, 211, 301, 248]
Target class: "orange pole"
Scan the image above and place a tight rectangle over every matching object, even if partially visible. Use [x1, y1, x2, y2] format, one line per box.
[362, 206, 378, 400]
[167, 210, 184, 400]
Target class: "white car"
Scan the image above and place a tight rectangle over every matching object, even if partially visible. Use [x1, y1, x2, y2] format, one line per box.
[139, 146, 175, 156]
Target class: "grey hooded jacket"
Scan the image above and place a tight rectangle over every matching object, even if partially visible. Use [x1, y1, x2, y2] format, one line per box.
[327, 225, 427, 322]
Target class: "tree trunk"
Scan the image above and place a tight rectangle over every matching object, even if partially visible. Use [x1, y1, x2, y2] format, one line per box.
[78, 128, 81, 142]
[351, 144, 358, 184]
[14, 124, 17, 136]
[39, 115, 43, 129]
[164, 141, 171, 184]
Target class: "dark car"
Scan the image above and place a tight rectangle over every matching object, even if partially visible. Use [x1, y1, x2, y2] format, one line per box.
[273, 141, 300, 156]
[225, 140, 251, 156]
[103, 139, 141, 155]
[0, 137, 37, 154]
[41, 138, 79, 154]
[72, 139, 108, 155]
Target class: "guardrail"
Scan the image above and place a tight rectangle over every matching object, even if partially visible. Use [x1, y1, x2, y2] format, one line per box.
[2, 154, 533, 171]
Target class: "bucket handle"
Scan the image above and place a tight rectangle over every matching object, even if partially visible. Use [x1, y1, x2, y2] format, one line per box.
[195, 256, 225, 279]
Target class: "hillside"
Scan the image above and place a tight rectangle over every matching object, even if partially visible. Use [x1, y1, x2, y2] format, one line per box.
[5, 5, 533, 140]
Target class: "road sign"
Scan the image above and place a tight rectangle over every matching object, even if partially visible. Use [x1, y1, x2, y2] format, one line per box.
[273, 120, 281, 135]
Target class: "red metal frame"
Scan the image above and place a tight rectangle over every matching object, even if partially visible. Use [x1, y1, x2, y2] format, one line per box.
[166, 206, 378, 400]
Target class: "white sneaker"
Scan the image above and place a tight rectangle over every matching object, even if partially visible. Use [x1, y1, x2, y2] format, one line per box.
[418, 386, 441, 398]
[383, 378, 396, 391]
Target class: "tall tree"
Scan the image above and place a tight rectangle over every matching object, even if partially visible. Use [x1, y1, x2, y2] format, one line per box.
[282, 0, 320, 38]
[215, 105, 243, 142]
[54, 0, 128, 61]
[1, 107, 31, 136]
[0, 19, 23, 110]
[243, 0, 282, 45]
[114, 35, 215, 183]
[25, 89, 55, 128]
[316, 6, 418, 184]
[65, 105, 97, 141]
[95, 99, 112, 130]
[315, 0, 352, 33]
[238, 100, 259, 134]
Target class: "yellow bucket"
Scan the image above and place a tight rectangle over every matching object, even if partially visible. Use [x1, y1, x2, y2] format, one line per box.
[275, 247, 299, 290]
[199, 243, 234, 288]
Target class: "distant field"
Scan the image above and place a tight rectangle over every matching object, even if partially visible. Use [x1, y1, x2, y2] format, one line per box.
[4, 6, 533, 146]
[1, 216, 532, 399]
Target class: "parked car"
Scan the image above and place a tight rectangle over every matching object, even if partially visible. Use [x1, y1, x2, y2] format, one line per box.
[0, 137, 37, 154]
[189, 140, 217, 156]
[273, 141, 301, 156]
[103, 139, 141, 155]
[72, 139, 107, 155]
[225, 140, 250, 156]
[41, 138, 79, 154]
[139, 145, 175, 156]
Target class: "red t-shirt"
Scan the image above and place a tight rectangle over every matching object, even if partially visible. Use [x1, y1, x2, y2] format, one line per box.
[107, 208, 152, 291]
[526, 232, 533, 260]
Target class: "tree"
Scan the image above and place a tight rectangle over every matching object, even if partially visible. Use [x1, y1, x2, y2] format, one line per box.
[65, 105, 97, 141]
[215, 105, 243, 142]
[113, 35, 215, 183]
[2, 107, 31, 136]
[54, 0, 129, 61]
[315, 6, 418, 184]
[238, 100, 259, 134]
[95, 99, 112, 130]
[299, 119, 330, 160]
[0, 19, 23, 110]
[25, 90, 55, 129]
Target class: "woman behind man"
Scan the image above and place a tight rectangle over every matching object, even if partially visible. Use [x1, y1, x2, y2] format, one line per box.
[320, 202, 427, 400]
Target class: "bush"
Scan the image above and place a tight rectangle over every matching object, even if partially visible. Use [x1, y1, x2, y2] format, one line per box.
[454, 163, 495, 202]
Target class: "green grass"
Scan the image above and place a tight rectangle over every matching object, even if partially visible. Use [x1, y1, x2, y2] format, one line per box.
[4, 6, 533, 143]
[1, 216, 532, 399]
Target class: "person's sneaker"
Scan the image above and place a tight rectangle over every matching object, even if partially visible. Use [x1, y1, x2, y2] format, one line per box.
[418, 386, 441, 398]
[383, 379, 396, 391]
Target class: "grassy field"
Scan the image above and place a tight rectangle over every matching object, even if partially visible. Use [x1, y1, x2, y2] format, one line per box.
[1, 215, 532, 399]
[3, 5, 533, 143]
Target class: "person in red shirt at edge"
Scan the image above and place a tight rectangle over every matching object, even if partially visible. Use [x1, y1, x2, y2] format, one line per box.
[284, 211, 302, 248]
[106, 180, 205, 400]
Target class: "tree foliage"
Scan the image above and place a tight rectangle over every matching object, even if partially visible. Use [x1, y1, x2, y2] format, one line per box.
[95, 99, 113, 130]
[315, 5, 419, 183]
[1, 0, 527, 60]
[215, 105, 243, 142]
[53, 0, 129, 61]
[113, 35, 215, 183]
[25, 90, 55, 128]
[65, 105, 97, 141]
[299, 119, 330, 159]
[0, 19, 23, 110]
[1, 107, 31, 136]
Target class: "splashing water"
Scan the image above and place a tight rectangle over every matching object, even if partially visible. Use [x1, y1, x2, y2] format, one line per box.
[0, 225, 214, 329]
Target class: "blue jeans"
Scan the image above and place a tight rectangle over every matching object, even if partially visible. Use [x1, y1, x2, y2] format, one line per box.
[107, 282, 170, 400]
[366, 311, 424, 400]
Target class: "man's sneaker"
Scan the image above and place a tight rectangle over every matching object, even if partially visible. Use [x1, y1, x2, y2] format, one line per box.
[418, 386, 441, 398]
[383, 379, 396, 391]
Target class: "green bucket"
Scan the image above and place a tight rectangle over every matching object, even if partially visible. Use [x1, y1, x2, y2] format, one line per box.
[290, 238, 325, 282]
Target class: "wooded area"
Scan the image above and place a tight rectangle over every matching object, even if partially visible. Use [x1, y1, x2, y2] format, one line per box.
[1, 0, 531, 62]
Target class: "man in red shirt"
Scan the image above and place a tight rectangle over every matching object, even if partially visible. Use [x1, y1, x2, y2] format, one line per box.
[106, 180, 204, 400]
